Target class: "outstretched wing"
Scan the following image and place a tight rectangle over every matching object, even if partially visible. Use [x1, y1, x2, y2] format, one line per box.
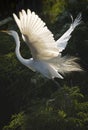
[56, 13, 82, 52]
[13, 9, 59, 60]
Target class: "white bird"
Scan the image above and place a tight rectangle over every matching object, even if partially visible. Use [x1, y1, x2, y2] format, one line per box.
[2, 9, 82, 79]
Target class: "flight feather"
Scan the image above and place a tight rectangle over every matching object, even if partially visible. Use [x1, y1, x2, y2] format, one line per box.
[13, 9, 59, 60]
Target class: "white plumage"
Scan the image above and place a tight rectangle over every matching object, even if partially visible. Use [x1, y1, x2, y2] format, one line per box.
[3, 9, 82, 79]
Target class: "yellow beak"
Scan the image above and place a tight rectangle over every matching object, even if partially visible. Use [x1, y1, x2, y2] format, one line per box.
[0, 30, 8, 33]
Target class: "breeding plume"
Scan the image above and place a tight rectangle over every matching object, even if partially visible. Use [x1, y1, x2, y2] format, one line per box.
[3, 9, 82, 79]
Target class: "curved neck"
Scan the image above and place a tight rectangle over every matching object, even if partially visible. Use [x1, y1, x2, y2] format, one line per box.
[12, 31, 28, 65]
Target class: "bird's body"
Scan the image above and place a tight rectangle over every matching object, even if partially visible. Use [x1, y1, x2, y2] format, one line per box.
[3, 9, 82, 79]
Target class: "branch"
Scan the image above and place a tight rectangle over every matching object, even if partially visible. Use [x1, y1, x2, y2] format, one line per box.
[0, 17, 13, 26]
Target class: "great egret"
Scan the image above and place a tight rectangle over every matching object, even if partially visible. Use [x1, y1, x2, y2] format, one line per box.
[2, 9, 82, 79]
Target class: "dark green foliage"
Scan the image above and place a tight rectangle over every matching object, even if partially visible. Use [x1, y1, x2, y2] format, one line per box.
[2, 112, 25, 130]
[2, 87, 88, 130]
[42, 0, 66, 23]
[0, 0, 88, 130]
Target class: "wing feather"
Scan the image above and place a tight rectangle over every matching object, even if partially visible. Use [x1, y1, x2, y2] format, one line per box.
[56, 13, 82, 52]
[13, 9, 81, 60]
[13, 9, 59, 60]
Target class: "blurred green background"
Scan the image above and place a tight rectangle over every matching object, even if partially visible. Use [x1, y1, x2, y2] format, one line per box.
[0, 0, 88, 130]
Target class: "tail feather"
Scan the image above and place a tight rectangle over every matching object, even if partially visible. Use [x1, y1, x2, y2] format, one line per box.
[59, 56, 82, 74]
[47, 56, 82, 75]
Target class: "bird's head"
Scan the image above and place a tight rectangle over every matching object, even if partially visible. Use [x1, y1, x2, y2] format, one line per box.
[1, 30, 20, 45]
[1, 30, 16, 36]
[1, 30, 19, 41]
